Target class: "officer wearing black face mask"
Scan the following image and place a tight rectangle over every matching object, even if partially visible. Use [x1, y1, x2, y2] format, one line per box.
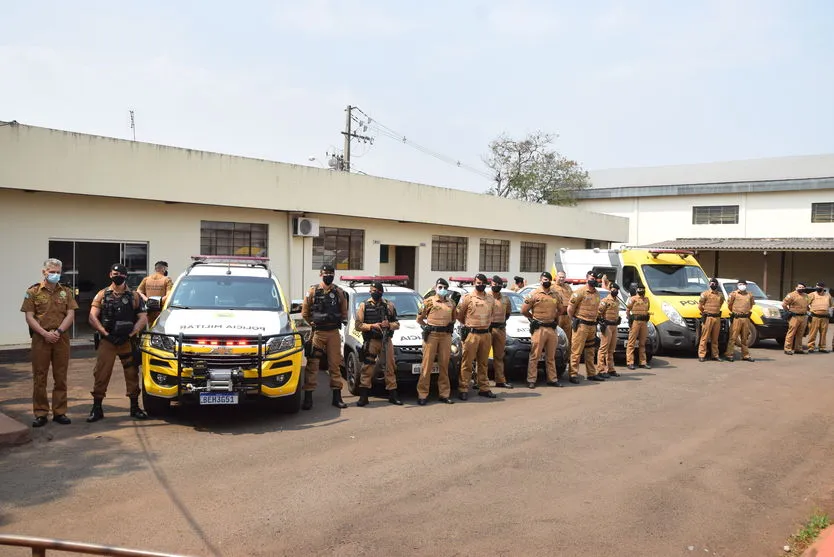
[354, 282, 402, 407]
[488, 275, 513, 389]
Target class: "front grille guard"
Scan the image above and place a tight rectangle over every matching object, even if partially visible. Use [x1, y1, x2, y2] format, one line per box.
[139, 331, 303, 401]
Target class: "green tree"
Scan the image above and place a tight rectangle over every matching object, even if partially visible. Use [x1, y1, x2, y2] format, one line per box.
[484, 131, 591, 206]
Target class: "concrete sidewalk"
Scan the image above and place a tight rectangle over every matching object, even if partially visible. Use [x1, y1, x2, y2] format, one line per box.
[0, 411, 30, 446]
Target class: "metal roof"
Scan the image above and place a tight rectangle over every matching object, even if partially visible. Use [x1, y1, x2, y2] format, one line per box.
[642, 238, 834, 251]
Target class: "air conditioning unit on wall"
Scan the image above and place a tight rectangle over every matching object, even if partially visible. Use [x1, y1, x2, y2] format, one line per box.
[293, 217, 320, 237]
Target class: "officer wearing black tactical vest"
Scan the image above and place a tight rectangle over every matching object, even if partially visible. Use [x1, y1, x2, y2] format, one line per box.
[354, 281, 402, 407]
[87, 263, 149, 422]
[301, 264, 349, 410]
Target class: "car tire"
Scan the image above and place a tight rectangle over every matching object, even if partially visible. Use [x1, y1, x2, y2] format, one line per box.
[345, 351, 361, 396]
[747, 325, 759, 347]
[274, 380, 302, 414]
[556, 356, 567, 379]
[142, 390, 171, 417]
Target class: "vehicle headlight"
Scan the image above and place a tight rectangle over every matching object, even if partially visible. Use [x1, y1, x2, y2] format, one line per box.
[762, 306, 781, 319]
[266, 335, 296, 354]
[647, 322, 658, 338]
[151, 372, 175, 386]
[661, 302, 686, 328]
[149, 334, 176, 352]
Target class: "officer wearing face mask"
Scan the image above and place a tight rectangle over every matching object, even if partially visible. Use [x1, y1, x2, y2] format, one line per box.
[625, 283, 651, 370]
[697, 277, 725, 362]
[806, 282, 832, 353]
[137, 260, 173, 326]
[488, 275, 513, 389]
[301, 264, 349, 410]
[510, 276, 526, 292]
[725, 279, 755, 362]
[87, 263, 149, 422]
[597, 283, 621, 377]
[21, 258, 78, 427]
[553, 271, 574, 378]
[568, 274, 603, 382]
[457, 273, 497, 400]
[521, 272, 564, 388]
[354, 281, 401, 407]
[416, 278, 457, 405]
[782, 281, 811, 355]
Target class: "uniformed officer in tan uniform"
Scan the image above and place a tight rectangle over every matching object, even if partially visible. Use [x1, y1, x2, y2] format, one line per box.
[354, 281, 402, 407]
[488, 275, 513, 389]
[554, 271, 574, 378]
[137, 260, 173, 326]
[521, 272, 564, 388]
[20, 258, 78, 427]
[806, 282, 832, 353]
[597, 283, 621, 378]
[625, 284, 651, 370]
[783, 282, 811, 355]
[301, 264, 349, 410]
[416, 278, 456, 405]
[568, 275, 603, 381]
[697, 277, 725, 362]
[725, 279, 756, 362]
[510, 276, 526, 292]
[457, 273, 497, 400]
[87, 264, 149, 422]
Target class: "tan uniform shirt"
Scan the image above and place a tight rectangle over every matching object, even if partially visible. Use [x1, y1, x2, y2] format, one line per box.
[355, 299, 400, 333]
[488, 292, 511, 324]
[783, 291, 810, 314]
[419, 295, 456, 327]
[138, 272, 173, 298]
[457, 291, 493, 328]
[626, 295, 650, 316]
[570, 286, 601, 321]
[598, 297, 620, 322]
[301, 284, 348, 324]
[21, 281, 78, 329]
[522, 287, 562, 323]
[699, 289, 724, 315]
[727, 291, 754, 314]
[808, 292, 833, 315]
[553, 283, 573, 309]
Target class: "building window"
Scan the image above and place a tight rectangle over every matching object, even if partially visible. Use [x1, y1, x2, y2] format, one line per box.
[431, 235, 467, 272]
[312, 227, 364, 270]
[692, 205, 739, 225]
[379, 244, 390, 263]
[585, 240, 611, 249]
[811, 202, 834, 223]
[479, 238, 510, 272]
[200, 221, 268, 256]
[520, 241, 546, 272]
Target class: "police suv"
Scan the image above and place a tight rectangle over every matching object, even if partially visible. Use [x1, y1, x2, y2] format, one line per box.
[140, 256, 304, 415]
[338, 276, 461, 395]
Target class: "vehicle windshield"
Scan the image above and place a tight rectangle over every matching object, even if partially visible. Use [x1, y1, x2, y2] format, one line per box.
[641, 264, 709, 296]
[168, 276, 284, 310]
[504, 292, 524, 314]
[354, 292, 424, 319]
[723, 281, 768, 300]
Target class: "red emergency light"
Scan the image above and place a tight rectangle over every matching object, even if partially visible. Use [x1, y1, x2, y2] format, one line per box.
[191, 255, 270, 262]
[195, 339, 249, 346]
[563, 278, 589, 284]
[647, 249, 694, 257]
[339, 275, 410, 286]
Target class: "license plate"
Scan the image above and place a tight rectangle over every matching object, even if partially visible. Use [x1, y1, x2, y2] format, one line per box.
[412, 363, 439, 374]
[199, 393, 239, 405]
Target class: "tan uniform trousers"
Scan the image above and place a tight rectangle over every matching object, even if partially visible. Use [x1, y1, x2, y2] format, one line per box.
[303, 328, 343, 391]
[807, 316, 830, 351]
[92, 338, 140, 399]
[358, 337, 397, 391]
[558, 315, 573, 374]
[491, 327, 508, 384]
[31, 333, 70, 417]
[570, 323, 598, 377]
[597, 325, 617, 372]
[784, 316, 808, 352]
[528, 327, 557, 383]
[417, 332, 451, 399]
[725, 318, 751, 359]
[460, 331, 491, 392]
[698, 316, 721, 359]
[626, 320, 648, 366]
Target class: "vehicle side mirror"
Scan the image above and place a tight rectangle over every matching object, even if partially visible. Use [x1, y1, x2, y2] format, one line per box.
[290, 300, 303, 314]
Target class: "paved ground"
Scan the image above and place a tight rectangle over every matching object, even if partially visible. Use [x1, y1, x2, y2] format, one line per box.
[1, 337, 834, 557]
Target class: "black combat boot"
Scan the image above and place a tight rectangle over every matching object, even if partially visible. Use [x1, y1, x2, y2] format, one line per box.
[86, 398, 104, 423]
[388, 389, 403, 406]
[129, 397, 148, 420]
[356, 388, 370, 407]
[302, 390, 313, 410]
[332, 389, 348, 409]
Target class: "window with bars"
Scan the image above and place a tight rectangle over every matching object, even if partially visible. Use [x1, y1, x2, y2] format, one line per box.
[312, 227, 364, 270]
[811, 202, 834, 223]
[479, 238, 510, 272]
[692, 205, 739, 225]
[200, 221, 268, 256]
[585, 240, 611, 249]
[431, 235, 468, 272]
[520, 241, 546, 272]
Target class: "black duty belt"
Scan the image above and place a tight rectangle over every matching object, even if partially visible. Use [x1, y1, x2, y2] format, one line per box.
[490, 323, 506, 330]
[811, 312, 830, 318]
[538, 321, 558, 328]
[312, 323, 340, 331]
[631, 315, 650, 321]
[578, 319, 597, 326]
[702, 313, 721, 318]
[470, 328, 490, 334]
[601, 319, 619, 326]
[731, 313, 751, 319]
[425, 325, 453, 333]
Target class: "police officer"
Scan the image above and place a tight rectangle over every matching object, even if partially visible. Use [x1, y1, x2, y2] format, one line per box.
[457, 273, 497, 400]
[510, 276, 526, 292]
[783, 281, 810, 355]
[87, 264, 149, 422]
[554, 270, 574, 378]
[568, 274, 603, 382]
[725, 279, 756, 362]
[416, 278, 456, 405]
[697, 277, 725, 362]
[20, 258, 78, 427]
[488, 275, 513, 389]
[597, 283, 621, 378]
[354, 281, 402, 407]
[806, 282, 832, 353]
[137, 260, 173, 326]
[301, 264, 349, 410]
[521, 272, 563, 388]
[625, 283, 651, 370]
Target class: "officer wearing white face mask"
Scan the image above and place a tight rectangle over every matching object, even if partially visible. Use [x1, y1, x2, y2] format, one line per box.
[416, 278, 456, 405]
[725, 279, 755, 362]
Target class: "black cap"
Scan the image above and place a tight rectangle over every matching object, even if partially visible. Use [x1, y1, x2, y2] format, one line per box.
[491, 275, 504, 285]
[110, 263, 127, 274]
[155, 260, 168, 268]
[541, 271, 552, 281]
[513, 276, 523, 283]
[436, 278, 449, 288]
[474, 273, 488, 282]
[371, 281, 384, 292]
[816, 281, 826, 288]
[610, 283, 620, 291]
[586, 269, 595, 277]
[797, 280, 807, 287]
[737, 279, 747, 285]
[636, 283, 645, 290]
[320, 264, 335, 273]
[709, 277, 718, 284]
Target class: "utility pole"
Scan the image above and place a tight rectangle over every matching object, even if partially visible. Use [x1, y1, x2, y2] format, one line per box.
[340, 105, 374, 172]
[129, 110, 136, 141]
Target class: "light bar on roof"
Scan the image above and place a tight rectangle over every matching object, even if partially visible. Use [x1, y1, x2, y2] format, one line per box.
[191, 255, 270, 262]
[339, 275, 410, 286]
